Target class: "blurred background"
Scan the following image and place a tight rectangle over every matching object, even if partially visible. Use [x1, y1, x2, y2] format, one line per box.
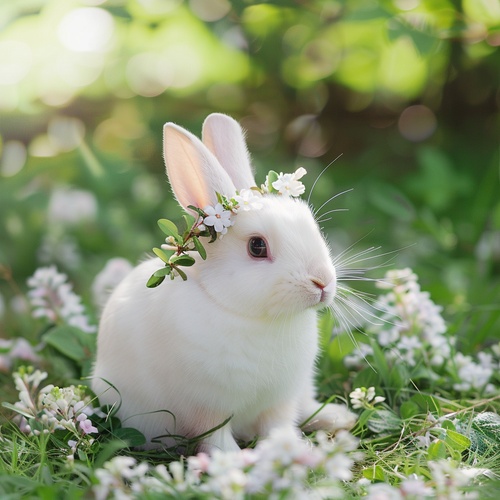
[0, 0, 499, 347]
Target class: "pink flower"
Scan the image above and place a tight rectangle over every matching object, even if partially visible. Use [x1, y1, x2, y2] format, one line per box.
[77, 414, 98, 434]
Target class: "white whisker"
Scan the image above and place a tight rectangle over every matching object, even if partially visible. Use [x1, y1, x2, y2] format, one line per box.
[307, 154, 343, 207]
[313, 188, 353, 219]
[316, 208, 349, 224]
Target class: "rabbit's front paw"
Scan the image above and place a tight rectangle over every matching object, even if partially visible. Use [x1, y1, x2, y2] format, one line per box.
[302, 403, 357, 433]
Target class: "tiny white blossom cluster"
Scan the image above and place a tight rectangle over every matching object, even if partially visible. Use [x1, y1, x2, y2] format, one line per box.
[48, 186, 98, 226]
[27, 265, 96, 333]
[345, 268, 449, 368]
[10, 367, 98, 461]
[349, 386, 385, 410]
[452, 351, 497, 394]
[93, 427, 362, 500]
[361, 459, 489, 499]
[344, 269, 498, 396]
[265, 166, 307, 197]
[375, 268, 448, 366]
[201, 168, 306, 237]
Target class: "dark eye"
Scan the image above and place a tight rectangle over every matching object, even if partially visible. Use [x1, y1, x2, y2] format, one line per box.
[248, 237, 268, 259]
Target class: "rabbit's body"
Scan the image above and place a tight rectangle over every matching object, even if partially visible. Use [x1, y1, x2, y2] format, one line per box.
[92, 114, 356, 452]
[94, 256, 319, 448]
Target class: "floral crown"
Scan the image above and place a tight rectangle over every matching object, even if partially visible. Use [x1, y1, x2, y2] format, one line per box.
[146, 167, 306, 287]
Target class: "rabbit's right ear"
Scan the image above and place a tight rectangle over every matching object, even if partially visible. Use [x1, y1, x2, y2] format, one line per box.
[163, 123, 236, 211]
[202, 113, 256, 190]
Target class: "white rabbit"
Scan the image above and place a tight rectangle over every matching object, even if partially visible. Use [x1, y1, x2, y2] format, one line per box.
[92, 113, 356, 452]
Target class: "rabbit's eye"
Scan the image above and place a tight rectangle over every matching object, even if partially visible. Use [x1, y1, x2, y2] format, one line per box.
[248, 237, 268, 259]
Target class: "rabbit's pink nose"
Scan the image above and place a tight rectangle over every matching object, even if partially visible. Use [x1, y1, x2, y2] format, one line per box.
[312, 278, 336, 303]
[312, 278, 326, 290]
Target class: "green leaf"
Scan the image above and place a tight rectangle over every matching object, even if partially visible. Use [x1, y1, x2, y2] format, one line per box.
[370, 341, 391, 393]
[352, 367, 380, 391]
[356, 409, 376, 429]
[153, 247, 174, 263]
[427, 440, 447, 460]
[176, 268, 188, 281]
[182, 213, 195, 230]
[192, 236, 207, 260]
[157, 219, 181, 241]
[266, 170, 279, 192]
[362, 464, 386, 481]
[472, 412, 500, 440]
[441, 419, 456, 432]
[187, 205, 207, 218]
[445, 429, 471, 453]
[113, 427, 146, 447]
[170, 254, 196, 267]
[147, 274, 165, 288]
[153, 267, 172, 278]
[463, 412, 500, 456]
[409, 393, 441, 417]
[366, 409, 402, 434]
[2, 402, 33, 419]
[400, 401, 421, 420]
[42, 326, 96, 365]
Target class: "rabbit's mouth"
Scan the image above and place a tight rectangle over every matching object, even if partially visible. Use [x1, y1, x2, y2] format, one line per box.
[311, 278, 337, 306]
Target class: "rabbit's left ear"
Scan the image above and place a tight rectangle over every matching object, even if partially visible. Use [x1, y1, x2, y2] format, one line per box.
[163, 123, 236, 212]
[202, 113, 256, 190]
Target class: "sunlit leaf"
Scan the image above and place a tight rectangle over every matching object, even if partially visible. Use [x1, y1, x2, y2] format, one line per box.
[427, 440, 447, 460]
[445, 429, 471, 453]
[362, 464, 386, 481]
[158, 219, 181, 241]
[153, 247, 174, 263]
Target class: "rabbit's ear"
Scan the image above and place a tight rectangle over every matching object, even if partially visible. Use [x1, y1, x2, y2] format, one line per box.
[163, 123, 236, 211]
[202, 113, 256, 190]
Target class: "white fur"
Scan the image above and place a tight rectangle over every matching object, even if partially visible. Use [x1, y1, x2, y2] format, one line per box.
[92, 114, 356, 452]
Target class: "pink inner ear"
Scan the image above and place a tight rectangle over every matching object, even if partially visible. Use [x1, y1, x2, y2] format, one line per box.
[163, 123, 235, 211]
[165, 131, 211, 209]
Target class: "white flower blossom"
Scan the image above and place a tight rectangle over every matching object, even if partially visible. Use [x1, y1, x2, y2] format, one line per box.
[234, 188, 263, 212]
[400, 475, 434, 497]
[344, 343, 374, 369]
[48, 186, 98, 225]
[203, 203, 234, 235]
[92, 423, 362, 499]
[272, 167, 307, 197]
[429, 460, 479, 499]
[366, 483, 404, 499]
[27, 266, 96, 333]
[10, 368, 98, 457]
[38, 232, 81, 270]
[349, 386, 385, 410]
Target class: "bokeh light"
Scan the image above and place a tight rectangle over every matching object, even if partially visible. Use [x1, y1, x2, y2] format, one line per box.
[398, 105, 437, 142]
[57, 8, 115, 53]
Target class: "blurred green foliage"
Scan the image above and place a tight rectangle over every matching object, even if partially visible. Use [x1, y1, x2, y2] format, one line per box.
[0, 0, 499, 347]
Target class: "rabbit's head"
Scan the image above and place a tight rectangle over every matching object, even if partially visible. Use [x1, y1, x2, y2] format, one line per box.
[163, 113, 336, 319]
